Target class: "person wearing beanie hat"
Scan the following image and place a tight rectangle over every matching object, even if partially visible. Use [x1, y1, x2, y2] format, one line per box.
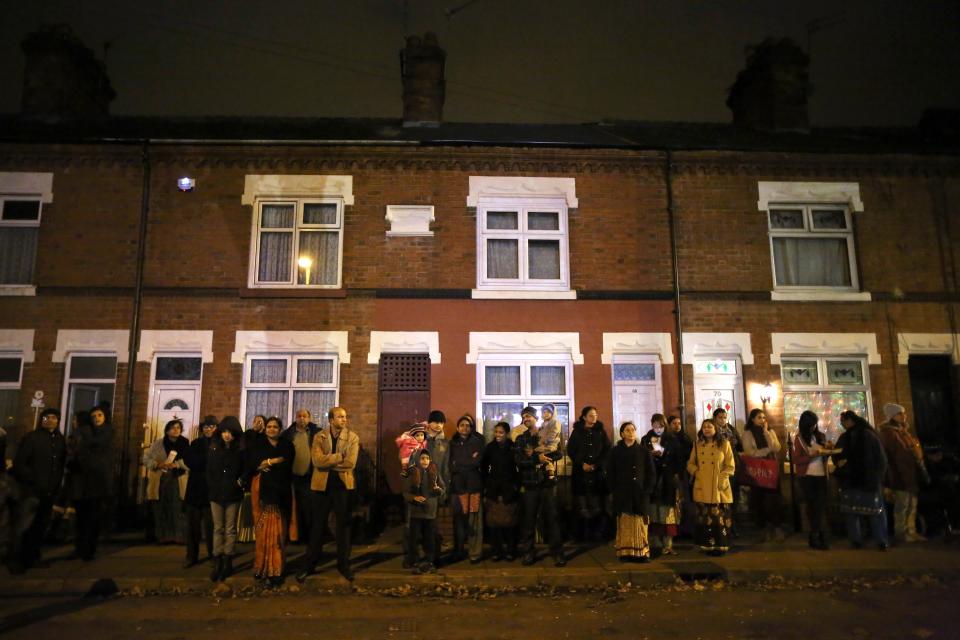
[206, 416, 246, 581]
[877, 403, 928, 543]
[395, 422, 429, 479]
[514, 406, 566, 567]
[10, 406, 66, 573]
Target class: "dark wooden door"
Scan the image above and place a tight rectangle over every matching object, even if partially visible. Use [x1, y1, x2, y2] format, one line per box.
[378, 354, 431, 495]
[908, 355, 958, 446]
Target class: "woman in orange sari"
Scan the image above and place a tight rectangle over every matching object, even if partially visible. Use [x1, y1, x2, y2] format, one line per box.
[246, 416, 294, 586]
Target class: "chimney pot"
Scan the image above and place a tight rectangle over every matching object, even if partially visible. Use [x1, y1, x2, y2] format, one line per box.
[400, 32, 446, 127]
[727, 38, 810, 133]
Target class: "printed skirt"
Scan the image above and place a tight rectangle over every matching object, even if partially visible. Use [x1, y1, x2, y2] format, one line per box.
[614, 513, 650, 558]
[694, 502, 732, 552]
[253, 504, 286, 578]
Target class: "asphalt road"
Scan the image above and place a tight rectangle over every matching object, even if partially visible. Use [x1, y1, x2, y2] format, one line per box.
[0, 580, 953, 639]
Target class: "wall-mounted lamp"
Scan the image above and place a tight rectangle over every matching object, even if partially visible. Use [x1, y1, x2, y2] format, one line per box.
[760, 383, 774, 405]
[177, 177, 196, 192]
[297, 256, 313, 285]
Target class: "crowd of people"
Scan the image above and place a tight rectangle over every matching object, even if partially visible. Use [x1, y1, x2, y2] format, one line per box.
[0, 398, 938, 583]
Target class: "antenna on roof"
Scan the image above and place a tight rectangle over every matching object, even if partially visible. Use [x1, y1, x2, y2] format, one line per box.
[445, 0, 482, 20]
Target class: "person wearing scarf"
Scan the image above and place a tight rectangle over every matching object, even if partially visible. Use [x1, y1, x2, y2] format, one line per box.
[143, 419, 190, 544]
[247, 416, 295, 586]
[609, 421, 657, 562]
[741, 408, 784, 543]
[640, 414, 683, 556]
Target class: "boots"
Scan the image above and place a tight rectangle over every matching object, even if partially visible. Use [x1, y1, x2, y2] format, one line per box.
[221, 555, 234, 580]
[210, 555, 223, 582]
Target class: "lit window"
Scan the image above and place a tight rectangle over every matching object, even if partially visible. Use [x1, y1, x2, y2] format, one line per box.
[477, 197, 569, 292]
[767, 205, 860, 290]
[781, 356, 870, 435]
[242, 354, 339, 428]
[477, 356, 572, 441]
[250, 199, 343, 288]
[0, 197, 41, 286]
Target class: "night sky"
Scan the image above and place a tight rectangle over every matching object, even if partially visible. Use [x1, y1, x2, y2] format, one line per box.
[1, 0, 958, 127]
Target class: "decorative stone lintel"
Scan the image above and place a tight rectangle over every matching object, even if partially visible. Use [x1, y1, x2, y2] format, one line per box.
[53, 330, 130, 363]
[757, 181, 863, 212]
[770, 332, 881, 366]
[0, 329, 36, 362]
[467, 176, 577, 208]
[241, 174, 354, 206]
[231, 331, 350, 364]
[0, 172, 54, 202]
[681, 332, 754, 365]
[601, 332, 675, 365]
[467, 332, 583, 365]
[137, 330, 214, 363]
[368, 331, 440, 364]
[897, 333, 960, 365]
[385, 205, 435, 237]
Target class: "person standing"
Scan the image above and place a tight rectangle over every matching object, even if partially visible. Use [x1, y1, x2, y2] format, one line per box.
[143, 419, 189, 544]
[206, 416, 245, 581]
[248, 416, 294, 586]
[792, 411, 831, 550]
[741, 408, 785, 543]
[877, 403, 927, 543]
[687, 419, 736, 556]
[448, 413, 485, 563]
[182, 415, 218, 567]
[481, 421, 520, 561]
[403, 449, 445, 574]
[567, 406, 611, 541]
[712, 408, 741, 533]
[641, 414, 683, 556]
[514, 406, 566, 567]
[237, 414, 266, 543]
[297, 406, 359, 582]
[70, 404, 115, 561]
[10, 408, 66, 573]
[282, 408, 319, 544]
[834, 410, 889, 551]
[610, 421, 656, 562]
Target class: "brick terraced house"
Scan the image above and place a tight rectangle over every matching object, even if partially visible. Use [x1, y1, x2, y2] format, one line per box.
[1, 30, 958, 508]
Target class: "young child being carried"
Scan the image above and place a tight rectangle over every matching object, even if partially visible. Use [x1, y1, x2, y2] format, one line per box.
[395, 422, 428, 478]
[535, 404, 563, 479]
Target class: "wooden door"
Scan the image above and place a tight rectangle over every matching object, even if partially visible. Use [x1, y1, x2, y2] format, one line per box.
[377, 354, 431, 495]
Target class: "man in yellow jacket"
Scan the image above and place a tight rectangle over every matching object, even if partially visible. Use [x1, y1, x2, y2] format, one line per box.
[296, 406, 359, 582]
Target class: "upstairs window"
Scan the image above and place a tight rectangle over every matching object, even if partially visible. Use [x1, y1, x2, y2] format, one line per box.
[0, 197, 41, 286]
[767, 204, 859, 290]
[0, 353, 24, 430]
[251, 199, 343, 288]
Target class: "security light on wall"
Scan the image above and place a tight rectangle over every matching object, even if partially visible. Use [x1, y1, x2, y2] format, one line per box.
[760, 383, 774, 405]
[177, 177, 195, 192]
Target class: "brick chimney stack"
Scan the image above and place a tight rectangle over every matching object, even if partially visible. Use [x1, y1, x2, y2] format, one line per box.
[726, 38, 811, 133]
[400, 32, 446, 127]
[20, 24, 115, 122]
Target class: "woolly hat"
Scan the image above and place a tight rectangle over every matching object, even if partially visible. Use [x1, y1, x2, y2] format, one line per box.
[408, 422, 428, 436]
[541, 403, 556, 415]
[883, 403, 906, 420]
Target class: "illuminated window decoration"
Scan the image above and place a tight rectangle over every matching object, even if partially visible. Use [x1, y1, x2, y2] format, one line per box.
[781, 356, 871, 432]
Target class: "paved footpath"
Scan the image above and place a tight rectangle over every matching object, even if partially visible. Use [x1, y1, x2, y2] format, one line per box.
[3, 527, 959, 596]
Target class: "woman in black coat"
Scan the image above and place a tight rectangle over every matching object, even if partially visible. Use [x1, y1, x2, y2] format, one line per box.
[70, 404, 115, 561]
[834, 410, 890, 550]
[480, 421, 520, 561]
[608, 421, 657, 562]
[640, 414, 684, 556]
[567, 405, 611, 541]
[206, 416, 246, 581]
[448, 413, 485, 563]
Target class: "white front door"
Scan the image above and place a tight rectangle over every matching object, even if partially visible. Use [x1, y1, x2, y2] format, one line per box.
[613, 383, 659, 441]
[150, 385, 201, 442]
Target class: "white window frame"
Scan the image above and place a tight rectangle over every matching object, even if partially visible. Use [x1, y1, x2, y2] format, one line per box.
[248, 197, 344, 289]
[0, 351, 24, 389]
[60, 351, 118, 432]
[240, 353, 340, 428]
[476, 195, 570, 293]
[766, 203, 861, 293]
[476, 353, 575, 431]
[780, 355, 873, 426]
[0, 195, 43, 294]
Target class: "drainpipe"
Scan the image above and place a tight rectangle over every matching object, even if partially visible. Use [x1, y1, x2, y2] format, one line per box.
[665, 151, 686, 424]
[119, 141, 150, 517]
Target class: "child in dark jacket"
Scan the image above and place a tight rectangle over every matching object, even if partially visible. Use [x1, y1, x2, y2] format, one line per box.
[403, 450, 445, 574]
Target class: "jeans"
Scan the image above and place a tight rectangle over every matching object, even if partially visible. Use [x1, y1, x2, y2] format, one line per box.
[846, 502, 890, 547]
[407, 517, 437, 566]
[303, 487, 353, 572]
[800, 475, 828, 535]
[519, 486, 563, 557]
[210, 501, 240, 556]
[184, 503, 213, 562]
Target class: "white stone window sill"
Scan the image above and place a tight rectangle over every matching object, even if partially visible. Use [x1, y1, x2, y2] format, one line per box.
[471, 289, 577, 300]
[0, 285, 36, 296]
[771, 290, 872, 302]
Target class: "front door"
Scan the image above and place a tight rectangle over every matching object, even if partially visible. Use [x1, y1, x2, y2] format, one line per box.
[693, 357, 745, 428]
[377, 354, 431, 495]
[611, 359, 663, 441]
[150, 385, 201, 442]
[908, 355, 958, 446]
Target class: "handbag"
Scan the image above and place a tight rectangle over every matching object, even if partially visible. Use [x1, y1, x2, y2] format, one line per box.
[484, 498, 518, 528]
[737, 456, 779, 490]
[838, 488, 883, 516]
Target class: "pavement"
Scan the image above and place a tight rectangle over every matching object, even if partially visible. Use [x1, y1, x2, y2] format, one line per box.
[4, 524, 960, 597]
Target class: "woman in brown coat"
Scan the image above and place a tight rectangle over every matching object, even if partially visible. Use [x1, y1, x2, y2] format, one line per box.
[686, 419, 736, 556]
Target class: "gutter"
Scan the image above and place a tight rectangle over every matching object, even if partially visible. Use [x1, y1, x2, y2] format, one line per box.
[665, 150, 686, 423]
